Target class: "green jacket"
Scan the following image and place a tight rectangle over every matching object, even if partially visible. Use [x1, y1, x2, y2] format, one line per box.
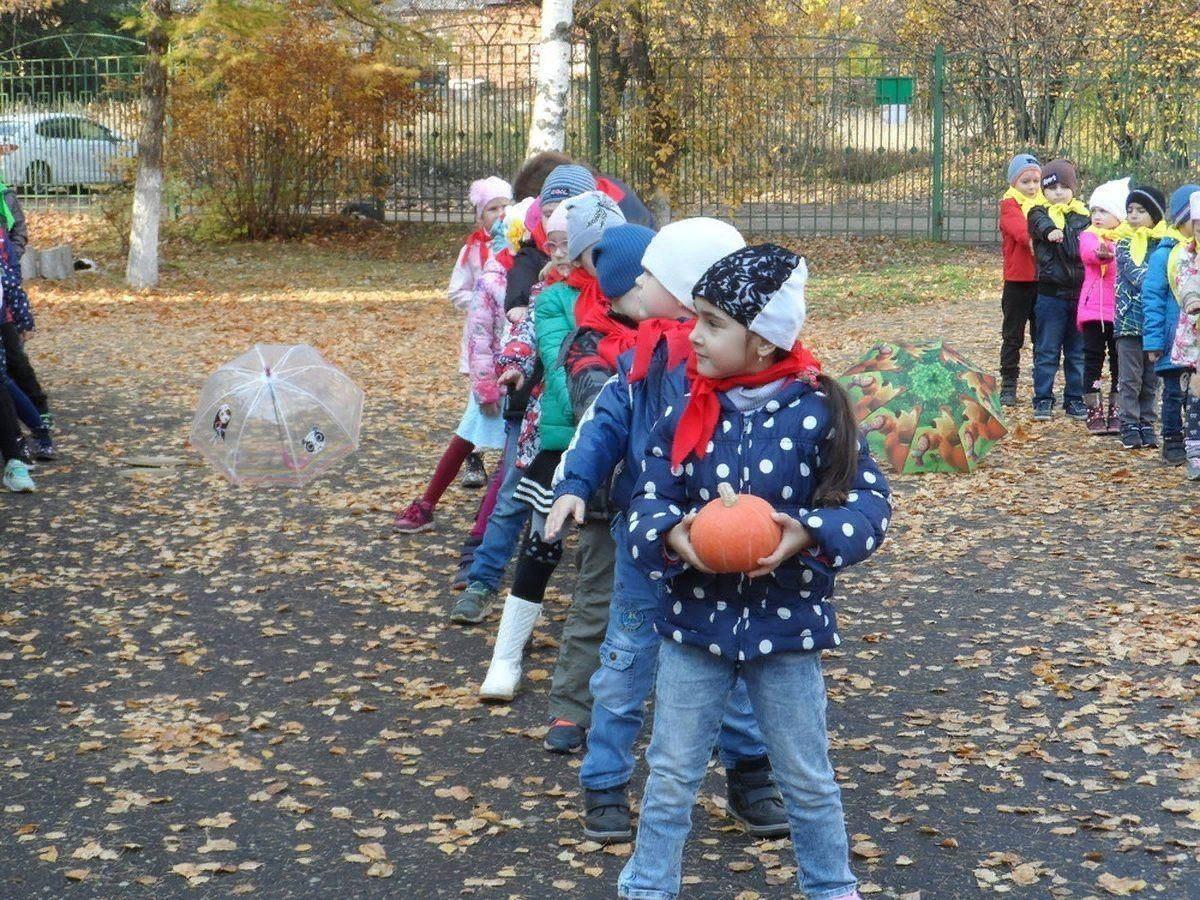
[534, 280, 579, 451]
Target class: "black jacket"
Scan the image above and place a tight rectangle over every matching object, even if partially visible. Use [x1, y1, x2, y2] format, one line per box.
[1028, 207, 1090, 301]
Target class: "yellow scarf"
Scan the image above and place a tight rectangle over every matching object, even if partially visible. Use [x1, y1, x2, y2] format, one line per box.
[1113, 220, 1169, 267]
[1002, 186, 1046, 216]
[1046, 198, 1090, 229]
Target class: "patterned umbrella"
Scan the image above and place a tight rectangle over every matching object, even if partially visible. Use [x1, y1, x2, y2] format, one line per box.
[838, 340, 1006, 474]
[189, 344, 364, 486]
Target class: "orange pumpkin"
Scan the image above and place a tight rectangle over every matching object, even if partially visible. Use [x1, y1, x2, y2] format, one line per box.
[690, 483, 782, 574]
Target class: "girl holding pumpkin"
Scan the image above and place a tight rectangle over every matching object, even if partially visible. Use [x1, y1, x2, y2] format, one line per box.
[617, 244, 891, 900]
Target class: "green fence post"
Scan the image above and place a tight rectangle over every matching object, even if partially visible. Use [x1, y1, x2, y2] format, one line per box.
[587, 35, 601, 163]
[931, 44, 945, 242]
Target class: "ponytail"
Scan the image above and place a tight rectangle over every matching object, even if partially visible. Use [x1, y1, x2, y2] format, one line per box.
[812, 374, 860, 508]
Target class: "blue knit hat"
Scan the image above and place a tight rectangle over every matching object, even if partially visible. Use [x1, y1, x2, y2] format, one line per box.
[540, 164, 596, 204]
[1169, 184, 1200, 225]
[1006, 153, 1040, 185]
[594, 224, 655, 299]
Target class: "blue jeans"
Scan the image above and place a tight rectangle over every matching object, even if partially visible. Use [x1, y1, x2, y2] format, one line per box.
[580, 520, 767, 791]
[6, 377, 40, 431]
[619, 641, 856, 900]
[466, 421, 527, 591]
[1161, 370, 1185, 438]
[1033, 294, 1085, 408]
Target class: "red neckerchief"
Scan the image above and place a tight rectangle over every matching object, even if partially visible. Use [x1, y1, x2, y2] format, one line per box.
[566, 268, 637, 367]
[630, 318, 695, 382]
[464, 227, 491, 264]
[496, 248, 514, 271]
[670, 343, 823, 468]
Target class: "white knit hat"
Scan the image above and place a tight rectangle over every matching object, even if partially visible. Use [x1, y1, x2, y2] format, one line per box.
[640, 218, 746, 310]
[1191, 192, 1200, 222]
[545, 201, 570, 235]
[1089, 177, 1130, 222]
[564, 190, 625, 261]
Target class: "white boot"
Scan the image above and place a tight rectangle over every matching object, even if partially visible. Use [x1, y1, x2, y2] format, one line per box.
[479, 594, 542, 701]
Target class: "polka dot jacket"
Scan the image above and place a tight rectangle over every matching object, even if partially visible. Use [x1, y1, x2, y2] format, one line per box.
[628, 378, 892, 663]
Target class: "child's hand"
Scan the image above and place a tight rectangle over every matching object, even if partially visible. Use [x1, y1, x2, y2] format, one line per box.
[1097, 242, 1115, 259]
[747, 513, 814, 579]
[1183, 295, 1200, 316]
[1048, 229, 1065, 243]
[665, 513, 714, 574]
[498, 368, 525, 392]
[544, 495, 586, 542]
[481, 401, 500, 417]
[1147, 351, 1162, 363]
[507, 306, 528, 325]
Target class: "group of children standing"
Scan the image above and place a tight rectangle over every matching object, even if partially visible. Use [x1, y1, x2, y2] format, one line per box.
[0, 179, 57, 494]
[998, 154, 1200, 477]
[393, 152, 891, 900]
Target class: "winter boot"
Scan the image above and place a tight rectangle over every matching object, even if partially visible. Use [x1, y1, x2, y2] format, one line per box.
[725, 756, 790, 838]
[460, 452, 487, 489]
[1084, 392, 1106, 435]
[1163, 434, 1186, 466]
[582, 784, 633, 843]
[1104, 393, 1121, 435]
[478, 594, 542, 700]
[1000, 381, 1018, 408]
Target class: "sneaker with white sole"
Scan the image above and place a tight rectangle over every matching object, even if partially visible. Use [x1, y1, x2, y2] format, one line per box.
[3, 459, 35, 492]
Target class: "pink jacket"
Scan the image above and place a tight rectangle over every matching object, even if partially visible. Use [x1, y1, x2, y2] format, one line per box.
[465, 258, 509, 405]
[1077, 230, 1117, 328]
[448, 238, 488, 374]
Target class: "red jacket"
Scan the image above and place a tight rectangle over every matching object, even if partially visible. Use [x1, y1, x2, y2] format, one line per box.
[999, 197, 1036, 282]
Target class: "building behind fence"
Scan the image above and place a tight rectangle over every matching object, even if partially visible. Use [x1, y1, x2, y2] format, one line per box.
[2, 31, 1198, 244]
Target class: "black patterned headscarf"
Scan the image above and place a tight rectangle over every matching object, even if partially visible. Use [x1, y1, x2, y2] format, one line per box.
[692, 243, 808, 349]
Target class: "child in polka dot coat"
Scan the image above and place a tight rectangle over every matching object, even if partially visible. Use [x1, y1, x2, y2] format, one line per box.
[618, 245, 890, 900]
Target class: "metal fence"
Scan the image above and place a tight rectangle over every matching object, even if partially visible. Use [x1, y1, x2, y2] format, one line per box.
[3, 33, 1199, 243]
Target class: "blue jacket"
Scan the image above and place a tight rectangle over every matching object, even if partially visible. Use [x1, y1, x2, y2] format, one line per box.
[554, 339, 687, 512]
[628, 379, 892, 663]
[1142, 236, 1184, 372]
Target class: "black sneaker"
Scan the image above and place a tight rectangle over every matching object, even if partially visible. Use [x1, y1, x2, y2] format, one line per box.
[1120, 427, 1143, 450]
[1033, 402, 1053, 421]
[1139, 426, 1159, 449]
[451, 535, 483, 591]
[460, 452, 487, 489]
[726, 756, 790, 838]
[1064, 400, 1088, 420]
[582, 785, 633, 842]
[1162, 434, 1186, 466]
[14, 434, 35, 466]
[544, 718, 586, 754]
[1000, 384, 1017, 407]
[33, 427, 56, 461]
[449, 581, 495, 624]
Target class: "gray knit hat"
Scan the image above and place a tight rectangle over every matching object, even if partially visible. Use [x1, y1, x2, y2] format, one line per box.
[1006, 153, 1040, 185]
[564, 190, 626, 261]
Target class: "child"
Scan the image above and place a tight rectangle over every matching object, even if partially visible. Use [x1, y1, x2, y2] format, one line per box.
[546, 218, 790, 843]
[1077, 178, 1128, 435]
[0, 266, 34, 491]
[449, 202, 529, 586]
[1169, 193, 1200, 480]
[523, 190, 627, 753]
[1143, 184, 1200, 466]
[1113, 184, 1167, 449]
[998, 153, 1042, 405]
[393, 176, 511, 533]
[617, 244, 889, 900]
[1028, 159, 1091, 421]
[449, 177, 596, 625]
[0, 185, 54, 461]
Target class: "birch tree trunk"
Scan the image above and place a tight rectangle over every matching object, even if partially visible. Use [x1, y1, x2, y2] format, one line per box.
[526, 0, 573, 155]
[126, 0, 170, 289]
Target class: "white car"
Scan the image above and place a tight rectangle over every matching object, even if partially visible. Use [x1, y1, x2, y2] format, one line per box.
[0, 113, 135, 189]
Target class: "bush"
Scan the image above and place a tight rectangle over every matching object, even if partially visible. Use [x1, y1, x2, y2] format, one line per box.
[169, 10, 430, 239]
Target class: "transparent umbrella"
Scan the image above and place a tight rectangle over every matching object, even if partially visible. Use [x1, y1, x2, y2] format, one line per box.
[189, 344, 364, 486]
